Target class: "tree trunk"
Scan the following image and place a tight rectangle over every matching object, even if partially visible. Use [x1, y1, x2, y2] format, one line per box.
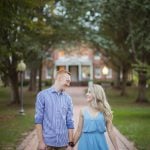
[28, 68, 37, 92]
[136, 72, 148, 103]
[120, 69, 128, 96]
[114, 70, 121, 89]
[38, 59, 43, 92]
[9, 71, 20, 104]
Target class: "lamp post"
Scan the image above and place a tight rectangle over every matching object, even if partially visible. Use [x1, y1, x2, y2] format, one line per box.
[102, 66, 109, 92]
[17, 60, 26, 115]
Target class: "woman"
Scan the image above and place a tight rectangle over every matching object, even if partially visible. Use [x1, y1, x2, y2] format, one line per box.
[73, 84, 119, 150]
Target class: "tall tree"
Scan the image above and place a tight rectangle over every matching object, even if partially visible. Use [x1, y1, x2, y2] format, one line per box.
[99, 0, 150, 100]
[0, 0, 51, 104]
[127, 0, 150, 102]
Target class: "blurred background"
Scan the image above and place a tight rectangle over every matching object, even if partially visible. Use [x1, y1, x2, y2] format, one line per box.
[0, 0, 150, 149]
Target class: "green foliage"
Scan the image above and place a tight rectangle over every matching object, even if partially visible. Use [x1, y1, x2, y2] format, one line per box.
[132, 60, 150, 87]
[43, 79, 53, 86]
[132, 71, 138, 86]
[133, 60, 150, 74]
[93, 79, 114, 86]
[0, 87, 35, 149]
[108, 87, 150, 150]
[0, 0, 51, 75]
[0, 86, 150, 149]
[99, 0, 150, 64]
[1, 0, 150, 100]
[18, 79, 30, 86]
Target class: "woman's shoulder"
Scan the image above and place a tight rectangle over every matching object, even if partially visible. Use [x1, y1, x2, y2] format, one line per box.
[80, 106, 88, 115]
[81, 106, 88, 111]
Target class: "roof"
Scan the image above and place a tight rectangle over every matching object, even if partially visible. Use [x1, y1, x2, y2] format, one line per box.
[55, 56, 92, 66]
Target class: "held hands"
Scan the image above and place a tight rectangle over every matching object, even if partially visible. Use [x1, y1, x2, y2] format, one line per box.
[67, 141, 75, 150]
[67, 146, 74, 150]
[38, 141, 47, 150]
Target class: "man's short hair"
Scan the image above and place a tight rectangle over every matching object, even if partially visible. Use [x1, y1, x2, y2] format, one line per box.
[56, 69, 71, 77]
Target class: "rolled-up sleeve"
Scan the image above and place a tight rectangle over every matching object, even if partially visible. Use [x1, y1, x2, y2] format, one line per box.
[66, 97, 74, 129]
[35, 92, 45, 124]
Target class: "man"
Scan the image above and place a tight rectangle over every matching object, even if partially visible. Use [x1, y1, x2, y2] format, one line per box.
[35, 70, 74, 150]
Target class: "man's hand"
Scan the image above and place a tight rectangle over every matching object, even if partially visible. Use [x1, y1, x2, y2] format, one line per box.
[67, 146, 73, 150]
[38, 141, 47, 150]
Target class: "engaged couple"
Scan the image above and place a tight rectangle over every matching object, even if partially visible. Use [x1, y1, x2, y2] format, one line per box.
[35, 70, 119, 150]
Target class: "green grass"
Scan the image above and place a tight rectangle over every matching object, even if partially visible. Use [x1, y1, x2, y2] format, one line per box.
[0, 86, 150, 150]
[0, 87, 36, 150]
[107, 87, 150, 150]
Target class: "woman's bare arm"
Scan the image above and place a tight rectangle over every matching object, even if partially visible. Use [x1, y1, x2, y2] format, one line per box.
[73, 110, 84, 145]
[106, 120, 119, 150]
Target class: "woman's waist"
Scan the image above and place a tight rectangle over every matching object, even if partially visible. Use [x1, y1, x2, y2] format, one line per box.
[82, 126, 106, 133]
[82, 130, 106, 134]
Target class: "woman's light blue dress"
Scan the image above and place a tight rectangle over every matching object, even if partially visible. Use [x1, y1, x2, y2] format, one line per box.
[78, 108, 109, 150]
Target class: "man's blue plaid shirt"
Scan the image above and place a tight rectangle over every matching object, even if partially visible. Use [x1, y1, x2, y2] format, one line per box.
[35, 87, 74, 147]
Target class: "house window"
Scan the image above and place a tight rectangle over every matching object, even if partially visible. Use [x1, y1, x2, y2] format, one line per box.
[107, 69, 112, 78]
[94, 51, 101, 60]
[81, 66, 90, 80]
[94, 68, 101, 79]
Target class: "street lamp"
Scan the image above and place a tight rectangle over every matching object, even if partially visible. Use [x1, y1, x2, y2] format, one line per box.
[102, 66, 109, 92]
[17, 60, 26, 115]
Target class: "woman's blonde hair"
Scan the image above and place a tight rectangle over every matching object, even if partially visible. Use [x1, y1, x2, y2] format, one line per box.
[89, 84, 113, 122]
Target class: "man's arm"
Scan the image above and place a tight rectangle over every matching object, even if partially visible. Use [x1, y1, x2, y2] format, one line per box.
[68, 128, 74, 149]
[68, 128, 74, 142]
[35, 92, 46, 150]
[36, 124, 46, 150]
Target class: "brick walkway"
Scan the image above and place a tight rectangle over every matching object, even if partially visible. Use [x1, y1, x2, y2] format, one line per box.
[17, 87, 137, 150]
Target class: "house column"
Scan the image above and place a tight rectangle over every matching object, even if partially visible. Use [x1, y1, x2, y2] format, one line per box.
[53, 65, 57, 78]
[78, 64, 82, 81]
[88, 64, 93, 86]
[90, 64, 93, 80]
[66, 65, 69, 72]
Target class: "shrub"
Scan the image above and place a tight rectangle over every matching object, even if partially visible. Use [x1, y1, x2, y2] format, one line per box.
[43, 79, 53, 86]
